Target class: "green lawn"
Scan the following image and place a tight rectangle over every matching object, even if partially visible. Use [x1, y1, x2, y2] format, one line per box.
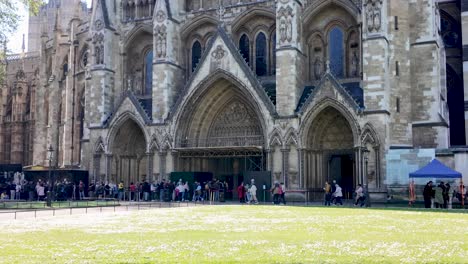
[0, 200, 119, 209]
[0, 205, 467, 263]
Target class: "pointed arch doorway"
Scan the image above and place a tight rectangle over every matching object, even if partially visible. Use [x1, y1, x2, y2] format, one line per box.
[304, 106, 357, 200]
[175, 77, 269, 194]
[108, 118, 148, 187]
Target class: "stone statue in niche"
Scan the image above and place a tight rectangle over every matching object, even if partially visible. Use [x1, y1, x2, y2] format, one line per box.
[314, 57, 323, 80]
[365, 0, 382, 33]
[94, 45, 101, 64]
[133, 69, 142, 93]
[278, 6, 294, 44]
[155, 25, 167, 58]
[279, 16, 287, 43]
[351, 51, 359, 77]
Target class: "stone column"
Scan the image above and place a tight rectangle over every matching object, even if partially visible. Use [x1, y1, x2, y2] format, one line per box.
[298, 148, 305, 188]
[461, 2, 468, 143]
[147, 152, 154, 182]
[159, 151, 167, 180]
[281, 148, 290, 187]
[93, 154, 101, 184]
[171, 150, 178, 173]
[105, 154, 112, 184]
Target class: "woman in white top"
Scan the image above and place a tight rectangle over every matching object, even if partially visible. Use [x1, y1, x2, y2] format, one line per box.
[333, 184, 343, 205]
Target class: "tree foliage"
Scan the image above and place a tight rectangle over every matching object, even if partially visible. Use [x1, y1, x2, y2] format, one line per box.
[0, 0, 42, 84]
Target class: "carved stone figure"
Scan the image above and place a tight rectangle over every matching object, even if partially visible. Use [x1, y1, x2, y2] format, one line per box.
[351, 51, 359, 77]
[155, 25, 167, 58]
[365, 0, 383, 33]
[211, 45, 226, 60]
[278, 6, 294, 44]
[314, 57, 323, 80]
[95, 46, 101, 64]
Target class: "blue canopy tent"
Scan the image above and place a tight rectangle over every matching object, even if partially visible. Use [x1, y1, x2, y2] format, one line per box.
[409, 159, 462, 179]
[408, 159, 464, 207]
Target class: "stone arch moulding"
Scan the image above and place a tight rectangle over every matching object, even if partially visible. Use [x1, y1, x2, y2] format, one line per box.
[170, 69, 273, 144]
[269, 128, 283, 148]
[123, 24, 153, 50]
[299, 98, 361, 147]
[148, 133, 161, 153]
[302, 0, 361, 25]
[94, 136, 106, 154]
[105, 111, 150, 151]
[180, 15, 218, 41]
[284, 127, 299, 148]
[360, 123, 381, 147]
[231, 7, 276, 35]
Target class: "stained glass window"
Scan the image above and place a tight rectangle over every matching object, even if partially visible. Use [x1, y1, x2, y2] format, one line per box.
[255, 32, 267, 76]
[144, 50, 153, 95]
[239, 34, 250, 65]
[328, 27, 344, 78]
[192, 41, 202, 72]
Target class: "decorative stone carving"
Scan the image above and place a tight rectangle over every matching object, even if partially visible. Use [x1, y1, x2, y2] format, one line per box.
[365, 0, 382, 33]
[93, 33, 105, 65]
[313, 57, 323, 80]
[155, 25, 167, 58]
[155, 10, 166, 23]
[211, 45, 226, 60]
[350, 51, 359, 77]
[278, 6, 294, 45]
[94, 19, 104, 31]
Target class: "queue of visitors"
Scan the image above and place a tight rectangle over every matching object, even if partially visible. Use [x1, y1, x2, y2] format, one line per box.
[423, 180, 466, 208]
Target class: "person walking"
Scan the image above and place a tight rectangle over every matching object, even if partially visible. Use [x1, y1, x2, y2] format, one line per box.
[423, 181, 433, 208]
[118, 181, 124, 201]
[354, 184, 365, 207]
[248, 179, 259, 204]
[333, 184, 343, 205]
[323, 181, 331, 206]
[237, 182, 246, 203]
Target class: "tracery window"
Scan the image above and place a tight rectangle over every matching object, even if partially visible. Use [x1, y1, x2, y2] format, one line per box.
[144, 50, 153, 95]
[191, 41, 202, 72]
[239, 34, 250, 65]
[328, 26, 344, 78]
[255, 32, 267, 76]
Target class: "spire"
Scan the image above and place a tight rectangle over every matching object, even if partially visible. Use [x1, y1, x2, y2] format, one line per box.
[21, 34, 25, 55]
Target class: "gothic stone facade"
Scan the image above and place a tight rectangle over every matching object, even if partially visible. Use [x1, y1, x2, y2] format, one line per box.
[2, 0, 468, 200]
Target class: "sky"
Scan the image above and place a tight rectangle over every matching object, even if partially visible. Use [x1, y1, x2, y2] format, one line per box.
[8, 0, 92, 54]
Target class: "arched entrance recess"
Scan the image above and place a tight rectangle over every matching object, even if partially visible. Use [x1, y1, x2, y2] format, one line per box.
[175, 77, 267, 189]
[303, 106, 357, 200]
[108, 118, 148, 187]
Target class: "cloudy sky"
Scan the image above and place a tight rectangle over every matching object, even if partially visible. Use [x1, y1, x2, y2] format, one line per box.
[8, 0, 92, 53]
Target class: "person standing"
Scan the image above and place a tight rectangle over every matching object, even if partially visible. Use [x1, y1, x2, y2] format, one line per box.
[423, 181, 433, 208]
[78, 180, 85, 200]
[333, 184, 343, 205]
[280, 182, 286, 205]
[323, 181, 331, 206]
[271, 182, 281, 205]
[434, 182, 444, 209]
[248, 179, 259, 204]
[118, 181, 124, 201]
[143, 181, 150, 201]
[237, 182, 246, 203]
[444, 183, 450, 209]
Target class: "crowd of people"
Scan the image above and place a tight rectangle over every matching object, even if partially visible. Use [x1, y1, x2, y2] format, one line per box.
[422, 181, 466, 208]
[322, 180, 367, 207]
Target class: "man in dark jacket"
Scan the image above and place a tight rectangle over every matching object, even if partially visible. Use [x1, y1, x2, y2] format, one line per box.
[423, 181, 433, 208]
